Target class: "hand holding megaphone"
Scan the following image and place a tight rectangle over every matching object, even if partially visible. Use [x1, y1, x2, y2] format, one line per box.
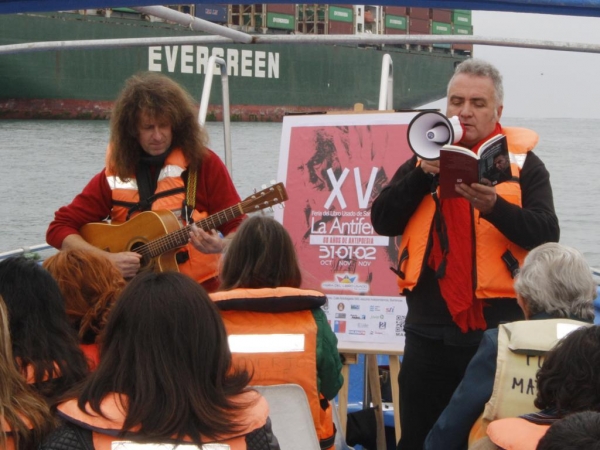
[407, 111, 464, 160]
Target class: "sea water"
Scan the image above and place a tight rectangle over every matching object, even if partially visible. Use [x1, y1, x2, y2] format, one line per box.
[0, 117, 598, 269]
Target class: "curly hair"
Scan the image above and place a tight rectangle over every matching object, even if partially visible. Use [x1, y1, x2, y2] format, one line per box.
[43, 250, 126, 344]
[109, 72, 208, 179]
[534, 325, 600, 414]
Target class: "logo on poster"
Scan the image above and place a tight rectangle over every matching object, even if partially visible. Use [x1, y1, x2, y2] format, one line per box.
[321, 273, 369, 293]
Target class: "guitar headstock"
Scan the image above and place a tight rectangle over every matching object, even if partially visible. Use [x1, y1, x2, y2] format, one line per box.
[241, 182, 289, 213]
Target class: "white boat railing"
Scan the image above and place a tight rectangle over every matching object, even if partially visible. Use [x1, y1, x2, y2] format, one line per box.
[378, 54, 393, 111]
[0, 243, 55, 261]
[198, 55, 233, 175]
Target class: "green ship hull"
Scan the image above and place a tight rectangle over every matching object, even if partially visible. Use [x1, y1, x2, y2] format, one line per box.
[0, 12, 466, 121]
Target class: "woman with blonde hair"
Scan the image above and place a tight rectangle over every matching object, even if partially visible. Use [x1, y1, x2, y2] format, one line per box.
[0, 295, 54, 449]
[43, 249, 126, 369]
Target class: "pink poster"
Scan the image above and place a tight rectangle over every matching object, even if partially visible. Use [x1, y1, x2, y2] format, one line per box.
[275, 112, 417, 345]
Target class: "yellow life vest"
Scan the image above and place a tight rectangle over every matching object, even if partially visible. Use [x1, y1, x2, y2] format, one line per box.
[396, 127, 538, 299]
[211, 287, 336, 450]
[105, 148, 219, 283]
[56, 391, 269, 450]
[469, 319, 590, 445]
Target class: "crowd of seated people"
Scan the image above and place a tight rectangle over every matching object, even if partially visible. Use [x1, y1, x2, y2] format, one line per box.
[1, 231, 599, 449]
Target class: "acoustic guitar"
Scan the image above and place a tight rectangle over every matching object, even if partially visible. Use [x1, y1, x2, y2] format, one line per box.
[80, 182, 288, 274]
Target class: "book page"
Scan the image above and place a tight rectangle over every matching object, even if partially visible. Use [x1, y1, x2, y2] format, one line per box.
[478, 135, 512, 186]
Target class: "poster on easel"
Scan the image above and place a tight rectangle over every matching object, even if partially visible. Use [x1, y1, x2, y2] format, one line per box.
[275, 111, 417, 347]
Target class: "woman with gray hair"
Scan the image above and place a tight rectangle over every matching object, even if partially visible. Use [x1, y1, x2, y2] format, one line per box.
[424, 242, 595, 450]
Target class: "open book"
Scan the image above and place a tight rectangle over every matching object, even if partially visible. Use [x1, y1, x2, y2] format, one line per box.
[438, 134, 511, 199]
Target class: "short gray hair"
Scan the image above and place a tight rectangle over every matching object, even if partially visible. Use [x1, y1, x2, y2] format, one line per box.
[514, 243, 596, 321]
[448, 58, 504, 105]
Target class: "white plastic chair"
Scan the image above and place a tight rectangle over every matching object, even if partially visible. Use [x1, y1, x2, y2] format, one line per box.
[254, 384, 321, 450]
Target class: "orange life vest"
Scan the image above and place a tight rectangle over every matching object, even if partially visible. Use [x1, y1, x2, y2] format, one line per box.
[56, 391, 269, 450]
[211, 287, 335, 450]
[487, 417, 550, 450]
[80, 343, 100, 371]
[105, 148, 219, 283]
[396, 127, 538, 299]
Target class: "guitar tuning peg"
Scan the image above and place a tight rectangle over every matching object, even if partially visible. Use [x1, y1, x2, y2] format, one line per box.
[261, 184, 267, 190]
[270, 179, 277, 186]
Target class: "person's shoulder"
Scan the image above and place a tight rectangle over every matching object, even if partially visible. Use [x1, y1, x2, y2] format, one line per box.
[40, 422, 92, 450]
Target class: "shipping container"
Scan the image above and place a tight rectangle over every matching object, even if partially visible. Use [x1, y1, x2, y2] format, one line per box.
[452, 10, 472, 26]
[194, 4, 227, 23]
[431, 21, 452, 34]
[329, 5, 353, 22]
[452, 43, 474, 53]
[453, 24, 473, 35]
[267, 12, 294, 30]
[328, 19, 354, 34]
[433, 43, 451, 49]
[431, 9, 452, 23]
[384, 26, 407, 35]
[409, 17, 430, 34]
[385, 14, 407, 30]
[383, 6, 407, 15]
[266, 4, 295, 15]
[408, 7, 430, 20]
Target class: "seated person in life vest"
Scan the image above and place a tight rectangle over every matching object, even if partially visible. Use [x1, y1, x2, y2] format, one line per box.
[0, 256, 89, 404]
[0, 295, 55, 450]
[43, 249, 126, 371]
[211, 215, 344, 450]
[536, 411, 600, 450]
[425, 243, 596, 450]
[484, 325, 600, 450]
[41, 271, 280, 450]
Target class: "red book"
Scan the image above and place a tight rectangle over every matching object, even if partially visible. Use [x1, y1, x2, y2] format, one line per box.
[438, 134, 511, 199]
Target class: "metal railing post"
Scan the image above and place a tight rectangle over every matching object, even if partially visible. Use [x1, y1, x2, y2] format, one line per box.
[378, 53, 393, 110]
[198, 55, 232, 175]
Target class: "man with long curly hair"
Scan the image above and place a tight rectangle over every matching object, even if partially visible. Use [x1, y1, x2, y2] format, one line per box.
[46, 72, 244, 292]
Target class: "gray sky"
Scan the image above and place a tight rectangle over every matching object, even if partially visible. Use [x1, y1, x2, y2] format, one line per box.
[421, 11, 600, 119]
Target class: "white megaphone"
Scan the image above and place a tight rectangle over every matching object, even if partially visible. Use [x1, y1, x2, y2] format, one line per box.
[407, 111, 464, 160]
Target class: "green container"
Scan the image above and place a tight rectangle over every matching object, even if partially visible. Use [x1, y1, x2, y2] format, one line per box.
[433, 43, 452, 48]
[453, 9, 472, 16]
[452, 11, 472, 26]
[432, 21, 452, 34]
[329, 6, 353, 23]
[385, 14, 407, 30]
[267, 12, 295, 30]
[453, 24, 473, 35]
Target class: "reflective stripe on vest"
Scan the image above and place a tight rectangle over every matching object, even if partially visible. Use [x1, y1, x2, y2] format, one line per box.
[211, 287, 335, 449]
[105, 148, 219, 283]
[469, 319, 590, 445]
[229, 334, 305, 353]
[396, 127, 537, 299]
[57, 392, 268, 450]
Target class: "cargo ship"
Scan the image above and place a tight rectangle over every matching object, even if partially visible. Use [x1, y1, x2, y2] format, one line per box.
[0, 5, 473, 121]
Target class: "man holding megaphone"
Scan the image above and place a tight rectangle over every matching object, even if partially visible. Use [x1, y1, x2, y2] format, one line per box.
[371, 59, 559, 450]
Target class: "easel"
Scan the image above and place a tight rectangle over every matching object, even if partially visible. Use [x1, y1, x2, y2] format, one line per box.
[337, 342, 403, 450]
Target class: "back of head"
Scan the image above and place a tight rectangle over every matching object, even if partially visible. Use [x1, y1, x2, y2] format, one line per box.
[537, 411, 600, 450]
[81, 271, 251, 442]
[514, 242, 595, 321]
[0, 256, 88, 399]
[220, 215, 302, 290]
[448, 58, 504, 104]
[0, 296, 54, 448]
[534, 325, 600, 414]
[43, 249, 125, 344]
[109, 72, 207, 178]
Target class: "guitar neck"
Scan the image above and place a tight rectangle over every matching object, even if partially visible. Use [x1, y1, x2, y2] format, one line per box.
[146, 203, 244, 258]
